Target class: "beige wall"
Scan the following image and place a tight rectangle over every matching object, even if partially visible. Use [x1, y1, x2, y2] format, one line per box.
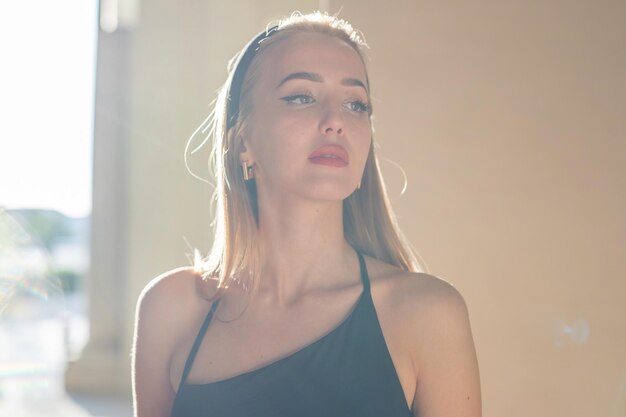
[73, 1, 626, 416]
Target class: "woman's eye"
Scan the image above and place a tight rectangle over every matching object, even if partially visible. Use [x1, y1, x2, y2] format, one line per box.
[281, 94, 315, 105]
[347, 100, 372, 114]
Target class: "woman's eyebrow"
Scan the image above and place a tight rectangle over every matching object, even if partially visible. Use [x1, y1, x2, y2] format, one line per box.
[276, 71, 322, 87]
[341, 77, 368, 92]
[276, 71, 368, 92]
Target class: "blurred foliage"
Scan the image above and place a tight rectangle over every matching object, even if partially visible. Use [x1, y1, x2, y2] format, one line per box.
[8, 209, 72, 250]
[0, 208, 32, 250]
[53, 269, 82, 294]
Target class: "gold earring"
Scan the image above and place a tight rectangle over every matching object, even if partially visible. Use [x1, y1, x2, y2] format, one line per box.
[242, 162, 253, 180]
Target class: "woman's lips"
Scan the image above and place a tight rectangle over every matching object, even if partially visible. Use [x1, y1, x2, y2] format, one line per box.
[308, 145, 349, 167]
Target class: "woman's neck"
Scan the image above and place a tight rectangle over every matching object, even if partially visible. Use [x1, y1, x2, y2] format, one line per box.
[254, 197, 357, 305]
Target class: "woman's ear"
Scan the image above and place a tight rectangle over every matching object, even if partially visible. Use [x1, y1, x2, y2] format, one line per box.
[238, 138, 256, 181]
[238, 137, 255, 165]
[238, 137, 254, 181]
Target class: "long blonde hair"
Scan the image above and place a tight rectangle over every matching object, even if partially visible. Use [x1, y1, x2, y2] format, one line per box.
[189, 12, 425, 297]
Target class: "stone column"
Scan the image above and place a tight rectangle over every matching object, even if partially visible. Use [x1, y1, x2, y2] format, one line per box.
[64, 22, 132, 393]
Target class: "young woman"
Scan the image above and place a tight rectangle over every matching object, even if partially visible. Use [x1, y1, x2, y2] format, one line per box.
[132, 12, 481, 417]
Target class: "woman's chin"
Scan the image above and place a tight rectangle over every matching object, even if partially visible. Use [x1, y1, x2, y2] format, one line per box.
[298, 184, 359, 202]
[256, 176, 359, 204]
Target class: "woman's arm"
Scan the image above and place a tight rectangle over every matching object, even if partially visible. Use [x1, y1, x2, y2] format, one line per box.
[132, 273, 183, 417]
[409, 278, 482, 417]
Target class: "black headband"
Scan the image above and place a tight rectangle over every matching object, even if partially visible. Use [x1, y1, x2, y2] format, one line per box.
[226, 25, 279, 130]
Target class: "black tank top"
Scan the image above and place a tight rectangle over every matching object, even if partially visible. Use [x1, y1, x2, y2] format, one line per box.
[171, 253, 412, 417]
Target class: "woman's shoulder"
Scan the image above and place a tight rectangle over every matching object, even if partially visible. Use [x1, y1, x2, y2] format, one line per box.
[365, 257, 481, 415]
[139, 267, 196, 305]
[366, 256, 465, 304]
[141, 265, 221, 299]
[364, 256, 470, 334]
[135, 267, 220, 328]
[365, 256, 478, 395]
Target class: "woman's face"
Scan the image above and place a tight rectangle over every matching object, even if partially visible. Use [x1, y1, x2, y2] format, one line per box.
[241, 31, 372, 203]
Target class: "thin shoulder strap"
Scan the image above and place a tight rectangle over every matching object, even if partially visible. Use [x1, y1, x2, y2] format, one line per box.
[357, 252, 371, 293]
[179, 298, 221, 386]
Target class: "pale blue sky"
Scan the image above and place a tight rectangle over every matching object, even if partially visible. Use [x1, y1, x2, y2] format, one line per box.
[0, 0, 98, 218]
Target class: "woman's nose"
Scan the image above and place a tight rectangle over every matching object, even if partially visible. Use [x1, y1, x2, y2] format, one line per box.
[319, 106, 344, 136]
